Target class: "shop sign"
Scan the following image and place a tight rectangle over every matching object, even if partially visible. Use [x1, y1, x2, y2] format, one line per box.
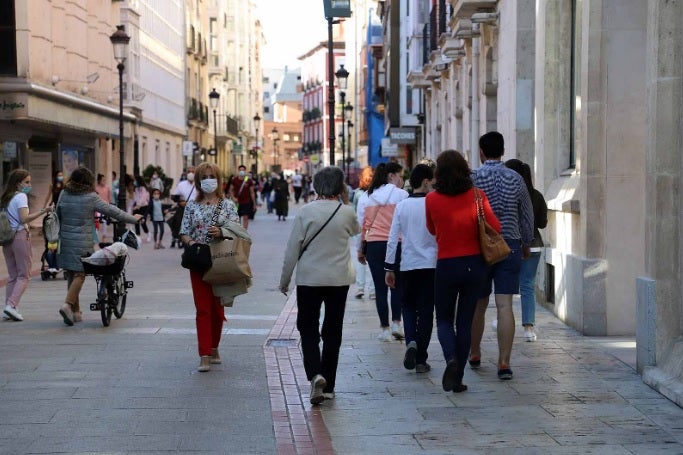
[381, 137, 398, 157]
[182, 141, 194, 156]
[389, 127, 417, 144]
[2, 142, 17, 159]
[310, 154, 320, 164]
[231, 142, 243, 155]
[0, 94, 28, 118]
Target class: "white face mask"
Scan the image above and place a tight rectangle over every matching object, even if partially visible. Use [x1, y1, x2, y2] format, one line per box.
[186, 172, 195, 182]
[238, 171, 246, 177]
[200, 178, 218, 194]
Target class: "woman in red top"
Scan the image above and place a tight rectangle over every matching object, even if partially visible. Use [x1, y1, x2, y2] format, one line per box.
[425, 150, 500, 393]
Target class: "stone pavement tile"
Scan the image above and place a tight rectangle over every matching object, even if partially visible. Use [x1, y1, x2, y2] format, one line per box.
[484, 446, 633, 455]
[25, 435, 182, 453]
[178, 433, 276, 453]
[329, 434, 426, 454]
[414, 431, 556, 451]
[541, 402, 649, 419]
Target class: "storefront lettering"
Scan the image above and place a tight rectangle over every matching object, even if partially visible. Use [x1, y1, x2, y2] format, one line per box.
[0, 101, 26, 111]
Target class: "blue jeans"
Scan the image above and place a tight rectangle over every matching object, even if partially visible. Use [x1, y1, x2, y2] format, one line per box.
[519, 251, 542, 326]
[401, 268, 435, 364]
[435, 255, 487, 367]
[366, 241, 402, 327]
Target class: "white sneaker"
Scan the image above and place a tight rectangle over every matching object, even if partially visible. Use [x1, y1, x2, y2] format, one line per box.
[491, 319, 498, 331]
[376, 328, 392, 342]
[369, 291, 376, 300]
[354, 289, 364, 299]
[524, 327, 537, 342]
[146, 234, 152, 243]
[391, 322, 405, 340]
[310, 374, 326, 405]
[3, 305, 23, 321]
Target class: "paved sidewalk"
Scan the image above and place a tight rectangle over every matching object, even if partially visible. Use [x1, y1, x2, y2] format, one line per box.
[1, 205, 682, 454]
[272, 290, 683, 455]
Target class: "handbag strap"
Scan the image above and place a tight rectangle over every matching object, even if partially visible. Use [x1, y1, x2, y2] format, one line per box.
[473, 188, 485, 220]
[298, 203, 342, 260]
[205, 199, 223, 243]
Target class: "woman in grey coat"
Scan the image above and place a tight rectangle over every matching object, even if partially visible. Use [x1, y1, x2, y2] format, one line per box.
[57, 167, 141, 326]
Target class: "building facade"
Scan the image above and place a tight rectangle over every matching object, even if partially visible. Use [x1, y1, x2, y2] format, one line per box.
[0, 1, 127, 213]
[393, 0, 683, 405]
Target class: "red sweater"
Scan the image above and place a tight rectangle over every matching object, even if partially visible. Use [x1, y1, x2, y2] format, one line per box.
[425, 188, 501, 260]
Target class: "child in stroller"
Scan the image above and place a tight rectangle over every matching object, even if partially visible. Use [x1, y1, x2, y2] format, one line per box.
[40, 216, 65, 280]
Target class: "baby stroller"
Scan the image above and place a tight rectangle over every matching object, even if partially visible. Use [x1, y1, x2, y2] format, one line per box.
[40, 215, 66, 281]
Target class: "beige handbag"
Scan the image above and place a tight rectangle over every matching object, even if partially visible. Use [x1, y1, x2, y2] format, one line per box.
[202, 222, 253, 284]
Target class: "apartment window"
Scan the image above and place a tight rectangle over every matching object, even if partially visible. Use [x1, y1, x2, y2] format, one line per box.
[0, 0, 17, 75]
[569, 0, 578, 169]
[406, 87, 413, 114]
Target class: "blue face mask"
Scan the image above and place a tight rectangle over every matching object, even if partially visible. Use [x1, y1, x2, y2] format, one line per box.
[56, 176, 64, 182]
[20, 186, 31, 194]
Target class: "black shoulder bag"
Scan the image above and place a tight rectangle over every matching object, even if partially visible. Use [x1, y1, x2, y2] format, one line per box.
[298, 203, 342, 260]
[181, 199, 223, 273]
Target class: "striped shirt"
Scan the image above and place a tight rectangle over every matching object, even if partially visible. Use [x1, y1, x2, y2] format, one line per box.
[472, 160, 534, 245]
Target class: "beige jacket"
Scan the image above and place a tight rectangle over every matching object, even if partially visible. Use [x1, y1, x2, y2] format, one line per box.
[279, 200, 360, 290]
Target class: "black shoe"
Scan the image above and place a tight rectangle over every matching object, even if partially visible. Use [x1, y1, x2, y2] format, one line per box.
[403, 341, 417, 370]
[442, 359, 458, 391]
[468, 356, 481, 369]
[497, 367, 513, 380]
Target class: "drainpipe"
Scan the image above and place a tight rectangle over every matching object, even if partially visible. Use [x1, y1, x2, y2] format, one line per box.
[470, 23, 480, 166]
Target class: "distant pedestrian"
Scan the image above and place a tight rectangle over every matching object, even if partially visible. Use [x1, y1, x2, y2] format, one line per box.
[292, 172, 303, 204]
[149, 188, 166, 249]
[149, 170, 164, 194]
[262, 177, 274, 214]
[279, 166, 359, 404]
[385, 164, 437, 374]
[469, 132, 534, 381]
[356, 162, 408, 342]
[132, 175, 151, 243]
[95, 173, 111, 243]
[426, 151, 500, 392]
[505, 159, 547, 342]
[1, 169, 54, 321]
[42, 170, 64, 207]
[57, 167, 140, 326]
[170, 167, 196, 248]
[228, 165, 257, 229]
[179, 162, 239, 372]
[352, 166, 375, 300]
[273, 173, 289, 221]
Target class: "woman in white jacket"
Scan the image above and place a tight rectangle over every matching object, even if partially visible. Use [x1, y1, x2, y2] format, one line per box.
[356, 162, 408, 342]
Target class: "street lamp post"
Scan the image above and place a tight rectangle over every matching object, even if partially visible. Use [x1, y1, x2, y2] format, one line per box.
[253, 113, 261, 175]
[110, 25, 130, 233]
[332, 64, 349, 167]
[339, 90, 347, 173]
[323, 0, 351, 167]
[344, 103, 353, 181]
[272, 127, 279, 169]
[209, 88, 220, 163]
[347, 120, 353, 183]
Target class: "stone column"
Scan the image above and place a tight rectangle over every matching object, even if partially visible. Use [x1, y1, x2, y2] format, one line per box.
[640, 0, 683, 407]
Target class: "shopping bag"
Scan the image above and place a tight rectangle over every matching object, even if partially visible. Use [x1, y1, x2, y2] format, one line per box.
[202, 235, 253, 284]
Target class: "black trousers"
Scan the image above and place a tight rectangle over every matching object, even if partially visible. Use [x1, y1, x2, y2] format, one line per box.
[296, 285, 349, 393]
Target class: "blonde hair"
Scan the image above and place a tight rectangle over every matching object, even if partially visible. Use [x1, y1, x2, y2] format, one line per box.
[358, 166, 374, 191]
[194, 162, 223, 202]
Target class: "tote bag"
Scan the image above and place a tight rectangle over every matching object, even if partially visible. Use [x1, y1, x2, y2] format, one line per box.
[202, 235, 252, 284]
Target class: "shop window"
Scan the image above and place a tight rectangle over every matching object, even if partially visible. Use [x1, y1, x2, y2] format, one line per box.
[0, 0, 17, 75]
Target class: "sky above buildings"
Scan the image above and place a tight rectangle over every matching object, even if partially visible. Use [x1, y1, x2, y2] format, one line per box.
[256, 0, 326, 69]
